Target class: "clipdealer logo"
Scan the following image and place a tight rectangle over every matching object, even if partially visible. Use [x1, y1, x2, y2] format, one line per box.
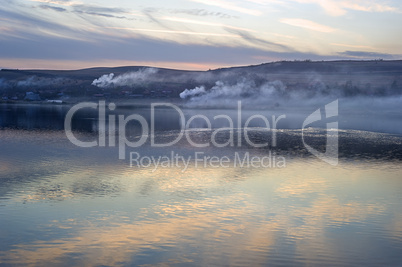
[302, 100, 339, 166]
[64, 100, 339, 169]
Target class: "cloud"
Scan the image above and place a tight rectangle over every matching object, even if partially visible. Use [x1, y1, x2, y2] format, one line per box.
[0, 27, 342, 66]
[1, 17, 399, 69]
[189, 0, 263, 16]
[171, 8, 237, 19]
[338, 51, 396, 59]
[280, 18, 336, 33]
[0, 6, 81, 39]
[289, 0, 400, 16]
[330, 43, 374, 50]
[142, 8, 176, 30]
[143, 7, 238, 20]
[225, 28, 291, 51]
[30, 0, 77, 6]
[0, 1, 132, 37]
[1, 0, 401, 70]
[161, 17, 255, 32]
[107, 27, 240, 38]
[72, 4, 132, 19]
[74, 10, 129, 19]
[72, 4, 126, 14]
[39, 4, 67, 12]
[140, 9, 248, 36]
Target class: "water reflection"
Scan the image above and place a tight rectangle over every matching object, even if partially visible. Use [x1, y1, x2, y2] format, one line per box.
[0, 104, 65, 130]
[1, 158, 402, 266]
[1, 103, 402, 266]
[1, 102, 402, 134]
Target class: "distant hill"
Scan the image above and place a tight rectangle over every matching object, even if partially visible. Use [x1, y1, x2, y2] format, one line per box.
[1, 60, 401, 101]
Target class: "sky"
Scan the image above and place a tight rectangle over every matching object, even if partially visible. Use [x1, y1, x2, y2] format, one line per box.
[0, 0, 401, 70]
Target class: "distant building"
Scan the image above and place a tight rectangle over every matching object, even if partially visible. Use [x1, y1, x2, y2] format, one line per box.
[47, 100, 63, 104]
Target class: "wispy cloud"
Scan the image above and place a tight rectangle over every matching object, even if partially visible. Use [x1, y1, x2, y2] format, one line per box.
[242, 0, 400, 16]
[70, 3, 142, 21]
[0, 6, 79, 37]
[34, 2, 136, 19]
[161, 16, 255, 32]
[280, 18, 336, 33]
[273, 33, 296, 39]
[243, 0, 285, 5]
[38, 4, 67, 12]
[338, 50, 395, 59]
[71, 4, 126, 14]
[170, 8, 237, 19]
[290, 0, 400, 16]
[73, 10, 129, 20]
[1, 0, 400, 70]
[0, 2, 127, 42]
[188, 0, 263, 16]
[106, 27, 240, 38]
[331, 43, 374, 50]
[30, 0, 81, 7]
[225, 28, 291, 51]
[142, 8, 174, 29]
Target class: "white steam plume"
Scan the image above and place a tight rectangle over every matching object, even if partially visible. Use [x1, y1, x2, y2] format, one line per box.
[16, 76, 70, 87]
[179, 86, 206, 99]
[180, 79, 287, 108]
[92, 68, 158, 88]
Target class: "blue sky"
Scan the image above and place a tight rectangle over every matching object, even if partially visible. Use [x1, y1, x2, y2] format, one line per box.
[1, 0, 401, 70]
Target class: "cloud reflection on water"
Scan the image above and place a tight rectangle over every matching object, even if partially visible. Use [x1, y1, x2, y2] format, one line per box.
[1, 158, 401, 266]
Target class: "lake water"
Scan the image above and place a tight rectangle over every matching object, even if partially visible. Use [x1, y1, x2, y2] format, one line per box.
[1, 100, 402, 266]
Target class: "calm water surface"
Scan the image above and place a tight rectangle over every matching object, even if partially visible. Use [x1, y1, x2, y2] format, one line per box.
[0, 102, 402, 266]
